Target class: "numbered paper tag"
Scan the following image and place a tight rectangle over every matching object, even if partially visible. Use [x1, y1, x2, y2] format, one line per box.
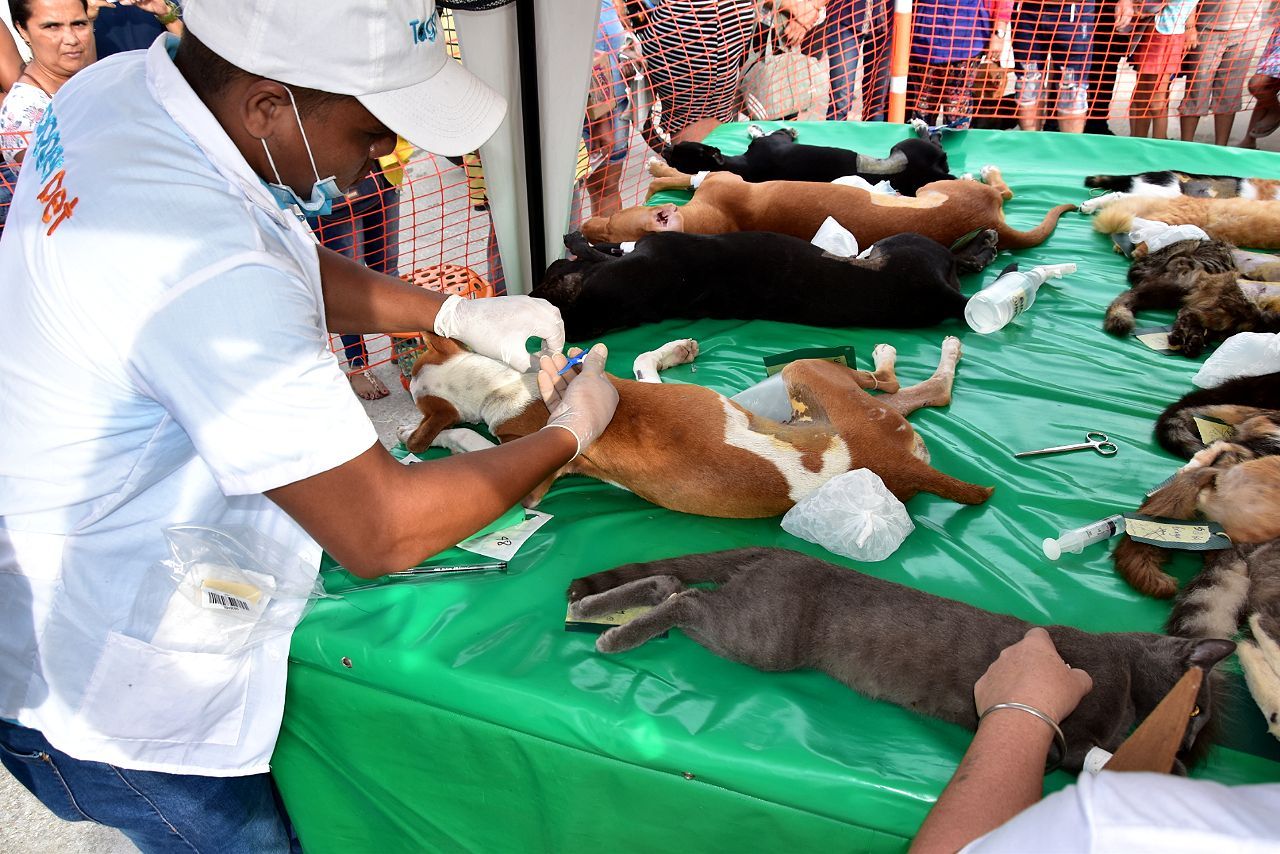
[1193, 416, 1233, 445]
[1133, 325, 1176, 353]
[564, 604, 666, 638]
[1122, 514, 1232, 550]
[457, 510, 553, 561]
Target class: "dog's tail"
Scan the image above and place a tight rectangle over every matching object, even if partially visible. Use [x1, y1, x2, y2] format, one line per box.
[1112, 466, 1218, 598]
[995, 203, 1078, 249]
[1084, 175, 1133, 192]
[567, 547, 771, 602]
[901, 457, 995, 505]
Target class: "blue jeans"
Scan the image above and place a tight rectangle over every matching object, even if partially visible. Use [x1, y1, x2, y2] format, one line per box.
[308, 172, 402, 368]
[0, 720, 299, 854]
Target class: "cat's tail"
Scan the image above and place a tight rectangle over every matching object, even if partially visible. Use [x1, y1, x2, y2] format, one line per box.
[1112, 466, 1219, 598]
[1091, 203, 1140, 235]
[567, 547, 770, 602]
[994, 204, 1077, 249]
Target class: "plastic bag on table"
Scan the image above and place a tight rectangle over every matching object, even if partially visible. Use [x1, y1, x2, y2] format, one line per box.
[782, 469, 915, 562]
[1193, 332, 1280, 388]
[122, 525, 330, 655]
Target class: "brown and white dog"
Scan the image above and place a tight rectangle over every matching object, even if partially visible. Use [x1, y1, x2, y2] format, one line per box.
[581, 165, 1075, 250]
[399, 335, 994, 518]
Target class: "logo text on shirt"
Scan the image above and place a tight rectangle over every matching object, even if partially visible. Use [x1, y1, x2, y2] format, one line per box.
[29, 110, 79, 236]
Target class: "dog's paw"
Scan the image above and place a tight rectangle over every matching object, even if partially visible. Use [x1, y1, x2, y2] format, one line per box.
[958, 172, 975, 181]
[872, 343, 897, 367]
[909, 117, 929, 136]
[646, 156, 668, 175]
[940, 335, 963, 363]
[747, 123, 766, 138]
[979, 164, 1000, 181]
[396, 423, 419, 446]
[780, 125, 798, 140]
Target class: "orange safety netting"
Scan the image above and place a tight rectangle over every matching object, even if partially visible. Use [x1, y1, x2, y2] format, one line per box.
[570, 0, 1280, 230]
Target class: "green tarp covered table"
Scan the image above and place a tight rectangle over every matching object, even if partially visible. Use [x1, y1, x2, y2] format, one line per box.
[273, 125, 1280, 852]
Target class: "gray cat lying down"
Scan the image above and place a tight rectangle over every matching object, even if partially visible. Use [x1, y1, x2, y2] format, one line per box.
[568, 547, 1236, 774]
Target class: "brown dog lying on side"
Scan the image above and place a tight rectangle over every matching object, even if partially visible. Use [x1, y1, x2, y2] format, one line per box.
[580, 166, 1075, 250]
[398, 335, 994, 518]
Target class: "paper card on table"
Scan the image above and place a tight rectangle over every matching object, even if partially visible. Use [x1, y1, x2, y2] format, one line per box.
[564, 604, 666, 637]
[1193, 416, 1233, 445]
[1122, 513, 1232, 550]
[1133, 325, 1176, 353]
[457, 510, 553, 561]
[763, 345, 857, 376]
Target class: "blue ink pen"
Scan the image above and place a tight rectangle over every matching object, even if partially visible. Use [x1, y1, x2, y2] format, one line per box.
[557, 351, 589, 376]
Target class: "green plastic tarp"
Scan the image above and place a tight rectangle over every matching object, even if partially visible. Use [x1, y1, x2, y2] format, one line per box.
[273, 124, 1280, 853]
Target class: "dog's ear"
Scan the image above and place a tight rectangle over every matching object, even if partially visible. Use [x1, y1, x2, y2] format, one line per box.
[582, 216, 609, 242]
[403, 395, 461, 455]
[422, 332, 468, 359]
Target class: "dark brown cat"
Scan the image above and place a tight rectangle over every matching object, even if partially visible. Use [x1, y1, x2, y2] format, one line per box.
[568, 547, 1235, 773]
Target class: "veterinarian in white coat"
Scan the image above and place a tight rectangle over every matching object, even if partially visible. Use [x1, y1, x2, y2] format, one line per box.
[0, 0, 618, 849]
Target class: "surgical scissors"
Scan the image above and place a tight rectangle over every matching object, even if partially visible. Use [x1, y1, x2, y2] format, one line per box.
[1014, 431, 1118, 459]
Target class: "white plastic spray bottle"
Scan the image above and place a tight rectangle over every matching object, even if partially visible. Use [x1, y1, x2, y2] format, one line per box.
[964, 262, 1077, 334]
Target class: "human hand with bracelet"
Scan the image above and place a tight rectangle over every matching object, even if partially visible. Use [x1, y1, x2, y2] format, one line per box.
[975, 627, 1095, 735]
[910, 629, 1094, 854]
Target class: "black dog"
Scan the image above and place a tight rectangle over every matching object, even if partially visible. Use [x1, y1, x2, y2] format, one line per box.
[534, 229, 1000, 340]
[661, 125, 954, 197]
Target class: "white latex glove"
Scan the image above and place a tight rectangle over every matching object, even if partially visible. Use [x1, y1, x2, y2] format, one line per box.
[537, 344, 618, 459]
[434, 294, 567, 371]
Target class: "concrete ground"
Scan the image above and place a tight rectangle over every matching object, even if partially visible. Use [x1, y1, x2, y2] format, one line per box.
[4, 97, 1278, 852]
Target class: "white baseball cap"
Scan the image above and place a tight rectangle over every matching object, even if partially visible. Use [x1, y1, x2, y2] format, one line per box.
[183, 0, 506, 157]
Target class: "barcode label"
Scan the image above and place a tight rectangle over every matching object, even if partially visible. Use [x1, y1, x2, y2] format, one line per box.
[202, 588, 252, 612]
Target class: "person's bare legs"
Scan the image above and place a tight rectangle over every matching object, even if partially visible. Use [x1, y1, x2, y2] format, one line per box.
[1152, 77, 1172, 139]
[1212, 111, 1234, 146]
[1239, 74, 1280, 149]
[586, 159, 624, 219]
[1180, 113, 1200, 142]
[1017, 101, 1044, 131]
[1058, 113, 1085, 133]
[1130, 73, 1158, 137]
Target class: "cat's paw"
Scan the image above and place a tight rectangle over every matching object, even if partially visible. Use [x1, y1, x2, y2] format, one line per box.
[1079, 193, 1118, 215]
[1238, 629, 1280, 740]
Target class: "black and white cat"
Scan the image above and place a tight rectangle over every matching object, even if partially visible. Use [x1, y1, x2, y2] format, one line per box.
[568, 547, 1236, 773]
[1085, 170, 1280, 201]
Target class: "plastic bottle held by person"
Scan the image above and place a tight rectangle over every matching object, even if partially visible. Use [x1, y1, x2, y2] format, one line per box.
[964, 262, 1078, 334]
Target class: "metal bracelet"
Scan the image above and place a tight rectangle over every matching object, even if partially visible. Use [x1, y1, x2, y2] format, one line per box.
[978, 701, 1068, 773]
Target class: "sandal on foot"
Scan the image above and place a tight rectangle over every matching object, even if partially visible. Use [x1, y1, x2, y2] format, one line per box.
[349, 369, 390, 400]
[1248, 104, 1280, 138]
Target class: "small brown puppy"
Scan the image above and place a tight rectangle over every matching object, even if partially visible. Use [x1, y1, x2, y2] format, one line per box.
[581, 167, 1074, 250]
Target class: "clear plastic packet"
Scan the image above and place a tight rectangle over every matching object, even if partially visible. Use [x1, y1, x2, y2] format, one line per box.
[781, 469, 915, 561]
[120, 525, 330, 655]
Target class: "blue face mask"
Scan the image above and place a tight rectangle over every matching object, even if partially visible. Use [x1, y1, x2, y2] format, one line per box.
[260, 85, 344, 216]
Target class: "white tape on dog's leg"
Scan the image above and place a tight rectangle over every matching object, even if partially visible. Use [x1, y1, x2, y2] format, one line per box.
[689, 170, 711, 189]
[619, 241, 636, 254]
[431, 428, 497, 455]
